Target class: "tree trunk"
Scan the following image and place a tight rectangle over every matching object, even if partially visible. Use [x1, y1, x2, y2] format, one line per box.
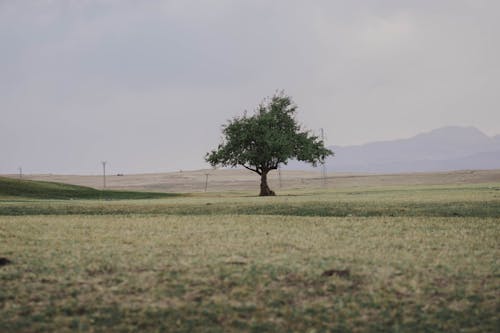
[259, 170, 275, 196]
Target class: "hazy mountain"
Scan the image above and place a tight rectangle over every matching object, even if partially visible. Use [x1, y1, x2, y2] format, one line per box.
[287, 126, 500, 173]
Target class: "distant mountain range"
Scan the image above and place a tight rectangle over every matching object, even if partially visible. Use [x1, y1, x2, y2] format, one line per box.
[288, 126, 500, 173]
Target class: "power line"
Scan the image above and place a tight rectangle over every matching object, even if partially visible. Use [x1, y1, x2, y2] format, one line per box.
[204, 173, 210, 192]
[278, 164, 282, 189]
[320, 128, 327, 187]
[101, 161, 107, 189]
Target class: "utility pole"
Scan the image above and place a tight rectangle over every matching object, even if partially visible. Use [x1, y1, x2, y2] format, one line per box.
[204, 173, 209, 192]
[18, 166, 22, 179]
[278, 164, 282, 189]
[101, 161, 107, 189]
[320, 128, 327, 187]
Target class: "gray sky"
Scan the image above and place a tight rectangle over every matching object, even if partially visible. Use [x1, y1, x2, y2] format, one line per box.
[1, 0, 499, 174]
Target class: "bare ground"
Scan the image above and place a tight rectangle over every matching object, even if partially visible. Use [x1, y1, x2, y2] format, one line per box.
[3, 168, 500, 193]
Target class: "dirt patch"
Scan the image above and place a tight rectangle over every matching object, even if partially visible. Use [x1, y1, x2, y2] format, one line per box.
[322, 269, 350, 278]
[225, 261, 247, 265]
[0, 257, 12, 266]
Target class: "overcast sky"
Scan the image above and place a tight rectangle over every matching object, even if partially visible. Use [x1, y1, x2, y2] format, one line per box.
[1, 0, 499, 174]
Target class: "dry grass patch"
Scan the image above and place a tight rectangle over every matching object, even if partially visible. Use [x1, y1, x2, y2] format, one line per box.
[1, 214, 498, 332]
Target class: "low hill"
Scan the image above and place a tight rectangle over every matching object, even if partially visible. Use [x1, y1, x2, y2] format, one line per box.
[0, 177, 177, 200]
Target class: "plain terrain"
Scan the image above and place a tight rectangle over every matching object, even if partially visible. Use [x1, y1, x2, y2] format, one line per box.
[0, 170, 499, 332]
[5, 168, 500, 193]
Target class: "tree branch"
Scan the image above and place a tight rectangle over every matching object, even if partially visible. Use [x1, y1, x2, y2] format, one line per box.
[243, 164, 261, 175]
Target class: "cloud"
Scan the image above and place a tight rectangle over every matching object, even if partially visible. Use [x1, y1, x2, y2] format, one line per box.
[0, 0, 499, 173]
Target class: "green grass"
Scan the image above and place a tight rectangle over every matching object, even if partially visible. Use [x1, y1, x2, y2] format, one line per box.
[1, 183, 499, 218]
[0, 176, 179, 200]
[0, 183, 499, 332]
[1, 198, 499, 218]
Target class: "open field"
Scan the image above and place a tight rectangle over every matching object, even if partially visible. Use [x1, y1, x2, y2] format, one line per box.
[4, 168, 500, 193]
[0, 176, 499, 332]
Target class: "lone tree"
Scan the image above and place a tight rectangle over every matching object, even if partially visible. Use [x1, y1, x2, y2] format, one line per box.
[206, 92, 333, 196]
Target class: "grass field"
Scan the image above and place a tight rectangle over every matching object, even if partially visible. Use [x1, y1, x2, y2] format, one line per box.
[0, 176, 178, 200]
[0, 179, 499, 332]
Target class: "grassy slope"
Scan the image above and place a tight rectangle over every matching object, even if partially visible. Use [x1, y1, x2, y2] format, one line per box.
[0, 176, 179, 200]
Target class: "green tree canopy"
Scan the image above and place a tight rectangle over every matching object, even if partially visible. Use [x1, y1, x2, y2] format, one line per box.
[206, 92, 333, 196]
